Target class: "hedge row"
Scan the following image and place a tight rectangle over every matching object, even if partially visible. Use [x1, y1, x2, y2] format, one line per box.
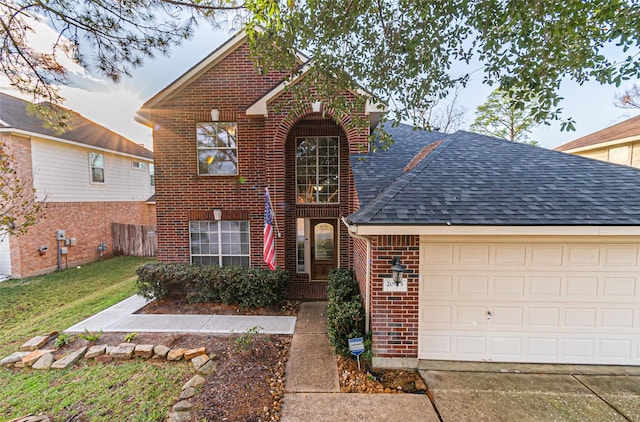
[326, 268, 365, 357]
[135, 262, 288, 309]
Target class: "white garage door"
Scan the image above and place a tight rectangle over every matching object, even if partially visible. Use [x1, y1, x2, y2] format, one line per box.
[419, 238, 640, 365]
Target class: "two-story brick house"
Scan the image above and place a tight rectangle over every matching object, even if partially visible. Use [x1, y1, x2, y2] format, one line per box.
[139, 31, 640, 369]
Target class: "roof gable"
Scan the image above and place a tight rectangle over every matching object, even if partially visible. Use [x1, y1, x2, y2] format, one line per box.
[555, 114, 640, 152]
[350, 130, 640, 226]
[0, 92, 152, 159]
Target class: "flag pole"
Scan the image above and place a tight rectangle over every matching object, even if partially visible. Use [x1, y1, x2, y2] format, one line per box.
[266, 187, 281, 238]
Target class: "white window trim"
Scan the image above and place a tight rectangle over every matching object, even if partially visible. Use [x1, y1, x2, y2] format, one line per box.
[132, 160, 147, 170]
[189, 220, 251, 266]
[89, 151, 105, 184]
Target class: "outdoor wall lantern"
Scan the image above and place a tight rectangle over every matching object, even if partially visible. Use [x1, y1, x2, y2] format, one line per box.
[390, 256, 407, 286]
[311, 101, 322, 113]
[210, 108, 220, 121]
[213, 208, 222, 221]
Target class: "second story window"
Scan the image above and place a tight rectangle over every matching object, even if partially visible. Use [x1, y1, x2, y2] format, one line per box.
[296, 137, 339, 203]
[149, 163, 155, 187]
[89, 152, 104, 183]
[197, 122, 238, 175]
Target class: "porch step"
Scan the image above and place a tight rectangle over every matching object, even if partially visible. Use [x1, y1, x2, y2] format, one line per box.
[287, 282, 327, 301]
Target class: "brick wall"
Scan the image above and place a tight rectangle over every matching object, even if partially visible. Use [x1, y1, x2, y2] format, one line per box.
[149, 39, 371, 274]
[10, 201, 156, 278]
[369, 235, 420, 358]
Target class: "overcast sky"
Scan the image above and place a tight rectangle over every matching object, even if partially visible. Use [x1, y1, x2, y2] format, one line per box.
[3, 23, 639, 151]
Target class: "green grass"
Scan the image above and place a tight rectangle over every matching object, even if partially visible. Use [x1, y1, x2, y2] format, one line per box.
[0, 256, 150, 356]
[0, 256, 195, 421]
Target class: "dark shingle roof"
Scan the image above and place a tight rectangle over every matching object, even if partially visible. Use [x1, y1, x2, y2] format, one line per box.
[350, 130, 640, 225]
[555, 114, 640, 151]
[350, 122, 447, 206]
[0, 92, 152, 159]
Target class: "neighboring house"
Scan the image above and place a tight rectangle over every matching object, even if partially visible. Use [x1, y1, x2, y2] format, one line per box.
[555, 114, 640, 167]
[0, 92, 156, 278]
[138, 31, 640, 368]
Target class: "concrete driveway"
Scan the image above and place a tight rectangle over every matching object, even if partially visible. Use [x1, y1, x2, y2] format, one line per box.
[420, 363, 640, 421]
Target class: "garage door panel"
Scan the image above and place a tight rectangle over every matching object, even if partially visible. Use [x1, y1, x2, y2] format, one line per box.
[491, 307, 523, 326]
[600, 308, 635, 328]
[566, 276, 598, 296]
[602, 277, 636, 297]
[419, 239, 640, 365]
[528, 308, 560, 327]
[457, 276, 488, 294]
[529, 276, 562, 296]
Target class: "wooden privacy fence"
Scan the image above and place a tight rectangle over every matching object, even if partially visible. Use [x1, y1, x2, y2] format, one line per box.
[111, 223, 157, 257]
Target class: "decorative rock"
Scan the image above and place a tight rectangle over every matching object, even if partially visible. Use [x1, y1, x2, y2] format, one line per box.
[1, 351, 30, 366]
[85, 345, 107, 359]
[22, 350, 55, 367]
[51, 347, 87, 369]
[415, 378, 427, 391]
[20, 335, 50, 351]
[166, 411, 196, 422]
[172, 400, 193, 412]
[196, 359, 217, 376]
[179, 386, 195, 400]
[94, 354, 114, 364]
[190, 355, 208, 371]
[134, 344, 154, 358]
[184, 347, 206, 360]
[167, 348, 186, 361]
[153, 345, 170, 358]
[105, 345, 117, 355]
[110, 343, 135, 359]
[182, 375, 206, 390]
[32, 353, 54, 370]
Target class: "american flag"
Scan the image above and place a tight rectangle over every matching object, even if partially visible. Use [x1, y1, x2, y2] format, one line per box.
[263, 188, 276, 271]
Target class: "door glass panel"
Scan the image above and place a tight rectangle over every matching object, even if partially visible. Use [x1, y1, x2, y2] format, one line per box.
[297, 218, 306, 273]
[314, 223, 334, 260]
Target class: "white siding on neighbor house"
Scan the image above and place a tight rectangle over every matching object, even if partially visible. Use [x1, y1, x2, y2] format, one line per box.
[418, 237, 640, 365]
[0, 231, 11, 276]
[30, 138, 154, 202]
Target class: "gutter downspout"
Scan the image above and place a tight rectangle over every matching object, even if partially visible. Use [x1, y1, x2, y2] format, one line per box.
[341, 216, 371, 333]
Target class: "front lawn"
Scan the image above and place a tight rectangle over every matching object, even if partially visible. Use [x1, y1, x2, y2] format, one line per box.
[0, 256, 193, 421]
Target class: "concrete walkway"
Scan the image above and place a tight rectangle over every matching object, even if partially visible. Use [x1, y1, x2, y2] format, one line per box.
[280, 302, 438, 422]
[64, 295, 297, 335]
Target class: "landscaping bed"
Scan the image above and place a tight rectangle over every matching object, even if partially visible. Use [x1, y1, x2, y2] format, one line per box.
[137, 294, 299, 316]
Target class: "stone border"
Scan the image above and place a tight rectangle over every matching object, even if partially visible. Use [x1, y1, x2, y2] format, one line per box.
[2, 334, 218, 422]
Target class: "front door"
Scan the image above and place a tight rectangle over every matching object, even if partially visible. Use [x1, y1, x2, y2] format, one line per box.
[310, 219, 337, 280]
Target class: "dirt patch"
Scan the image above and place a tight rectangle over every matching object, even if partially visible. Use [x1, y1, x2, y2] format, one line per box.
[51, 332, 289, 421]
[338, 356, 427, 394]
[136, 295, 299, 316]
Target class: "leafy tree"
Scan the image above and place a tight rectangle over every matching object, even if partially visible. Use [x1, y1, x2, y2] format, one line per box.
[614, 84, 640, 109]
[0, 141, 45, 235]
[470, 89, 539, 145]
[3, 1, 640, 133]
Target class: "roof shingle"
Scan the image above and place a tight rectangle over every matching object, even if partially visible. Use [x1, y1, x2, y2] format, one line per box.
[350, 130, 640, 226]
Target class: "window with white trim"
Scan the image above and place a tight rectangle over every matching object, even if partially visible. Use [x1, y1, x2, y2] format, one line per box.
[189, 220, 250, 266]
[89, 152, 104, 183]
[149, 163, 155, 187]
[132, 160, 147, 169]
[296, 137, 339, 203]
[197, 122, 238, 175]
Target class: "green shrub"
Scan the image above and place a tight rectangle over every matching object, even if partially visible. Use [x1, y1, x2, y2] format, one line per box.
[326, 268, 365, 357]
[135, 262, 288, 308]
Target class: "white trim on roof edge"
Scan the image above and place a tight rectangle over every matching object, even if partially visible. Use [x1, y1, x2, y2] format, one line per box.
[347, 224, 640, 236]
[560, 135, 640, 154]
[136, 29, 310, 126]
[245, 62, 387, 117]
[0, 128, 153, 161]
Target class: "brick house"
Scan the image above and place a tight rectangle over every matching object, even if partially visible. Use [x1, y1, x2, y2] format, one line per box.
[139, 32, 640, 368]
[0, 93, 155, 278]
